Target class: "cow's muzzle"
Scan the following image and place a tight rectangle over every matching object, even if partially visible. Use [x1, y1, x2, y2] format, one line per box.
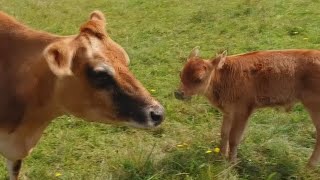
[145, 104, 165, 127]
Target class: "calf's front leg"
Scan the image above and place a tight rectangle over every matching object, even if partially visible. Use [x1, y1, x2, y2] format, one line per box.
[6, 159, 22, 180]
[220, 113, 232, 156]
[228, 107, 252, 163]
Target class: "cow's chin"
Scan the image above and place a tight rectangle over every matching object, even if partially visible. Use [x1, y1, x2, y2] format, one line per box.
[73, 108, 162, 129]
[122, 119, 161, 129]
[91, 119, 160, 129]
[82, 115, 160, 129]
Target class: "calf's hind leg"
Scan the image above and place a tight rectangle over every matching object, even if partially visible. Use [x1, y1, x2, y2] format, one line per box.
[304, 102, 320, 167]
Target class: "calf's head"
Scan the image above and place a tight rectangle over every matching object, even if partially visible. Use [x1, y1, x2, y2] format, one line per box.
[43, 11, 164, 128]
[175, 47, 227, 100]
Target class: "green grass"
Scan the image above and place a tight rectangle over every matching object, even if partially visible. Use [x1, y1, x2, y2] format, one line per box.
[1, 0, 320, 179]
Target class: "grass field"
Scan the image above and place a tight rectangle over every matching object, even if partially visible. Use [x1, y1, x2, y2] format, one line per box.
[1, 0, 320, 179]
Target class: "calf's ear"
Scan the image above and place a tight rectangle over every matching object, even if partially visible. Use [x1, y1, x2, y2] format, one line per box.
[215, 50, 227, 69]
[188, 46, 200, 60]
[43, 41, 73, 77]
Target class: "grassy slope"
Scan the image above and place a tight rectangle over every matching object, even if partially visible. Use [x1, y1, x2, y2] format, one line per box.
[1, 0, 320, 179]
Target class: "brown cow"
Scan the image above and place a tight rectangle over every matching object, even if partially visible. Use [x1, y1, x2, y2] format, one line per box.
[0, 11, 164, 179]
[176, 47, 320, 167]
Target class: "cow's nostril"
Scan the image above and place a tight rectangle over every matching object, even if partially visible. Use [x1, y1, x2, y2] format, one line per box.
[150, 111, 162, 122]
[149, 106, 164, 126]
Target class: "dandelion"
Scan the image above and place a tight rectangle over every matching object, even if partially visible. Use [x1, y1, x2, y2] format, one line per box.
[55, 172, 62, 177]
[150, 89, 156, 92]
[176, 142, 188, 148]
[213, 147, 220, 153]
[205, 150, 212, 154]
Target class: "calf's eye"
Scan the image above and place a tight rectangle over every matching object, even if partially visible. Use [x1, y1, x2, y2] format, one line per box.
[193, 77, 202, 84]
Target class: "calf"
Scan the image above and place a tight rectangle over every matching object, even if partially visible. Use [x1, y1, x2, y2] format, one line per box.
[176, 47, 320, 167]
[0, 11, 164, 179]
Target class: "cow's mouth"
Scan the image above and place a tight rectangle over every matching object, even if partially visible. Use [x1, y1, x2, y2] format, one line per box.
[121, 104, 165, 129]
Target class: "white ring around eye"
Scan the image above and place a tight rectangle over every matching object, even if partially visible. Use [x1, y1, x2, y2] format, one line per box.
[94, 63, 115, 76]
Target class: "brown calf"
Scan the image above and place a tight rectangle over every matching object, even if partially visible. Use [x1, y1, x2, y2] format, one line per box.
[176, 47, 320, 167]
[0, 11, 164, 179]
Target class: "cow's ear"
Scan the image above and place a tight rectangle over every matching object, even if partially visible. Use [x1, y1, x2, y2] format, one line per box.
[43, 41, 73, 77]
[188, 46, 200, 60]
[215, 50, 227, 69]
[90, 10, 106, 23]
[80, 11, 106, 38]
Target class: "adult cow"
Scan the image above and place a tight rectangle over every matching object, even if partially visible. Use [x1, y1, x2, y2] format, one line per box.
[0, 11, 164, 179]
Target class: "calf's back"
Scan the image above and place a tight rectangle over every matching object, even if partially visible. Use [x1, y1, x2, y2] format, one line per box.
[210, 50, 320, 109]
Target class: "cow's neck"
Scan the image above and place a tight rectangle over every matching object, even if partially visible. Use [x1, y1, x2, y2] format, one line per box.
[203, 69, 224, 109]
[12, 49, 61, 132]
[0, 37, 67, 160]
[0, 13, 70, 159]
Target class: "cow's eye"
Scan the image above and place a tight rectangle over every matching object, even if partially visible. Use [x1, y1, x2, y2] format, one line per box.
[86, 65, 115, 89]
[193, 77, 202, 84]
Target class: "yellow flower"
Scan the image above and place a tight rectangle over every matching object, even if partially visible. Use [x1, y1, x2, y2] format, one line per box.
[176, 142, 188, 148]
[213, 147, 220, 153]
[55, 172, 62, 177]
[205, 150, 212, 154]
[150, 89, 156, 92]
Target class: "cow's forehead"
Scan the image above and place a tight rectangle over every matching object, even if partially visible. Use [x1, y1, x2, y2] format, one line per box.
[77, 35, 106, 60]
[78, 34, 130, 66]
[87, 36, 103, 55]
[181, 61, 204, 81]
[183, 61, 200, 74]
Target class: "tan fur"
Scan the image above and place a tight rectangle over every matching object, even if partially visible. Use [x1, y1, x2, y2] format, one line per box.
[0, 11, 164, 179]
[178, 48, 320, 167]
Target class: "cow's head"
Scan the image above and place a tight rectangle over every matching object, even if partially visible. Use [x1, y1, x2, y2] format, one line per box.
[43, 11, 164, 128]
[175, 47, 227, 100]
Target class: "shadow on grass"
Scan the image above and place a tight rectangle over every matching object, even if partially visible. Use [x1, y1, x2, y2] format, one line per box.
[236, 150, 320, 180]
[116, 144, 320, 180]
[117, 144, 236, 180]
[236, 158, 298, 180]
